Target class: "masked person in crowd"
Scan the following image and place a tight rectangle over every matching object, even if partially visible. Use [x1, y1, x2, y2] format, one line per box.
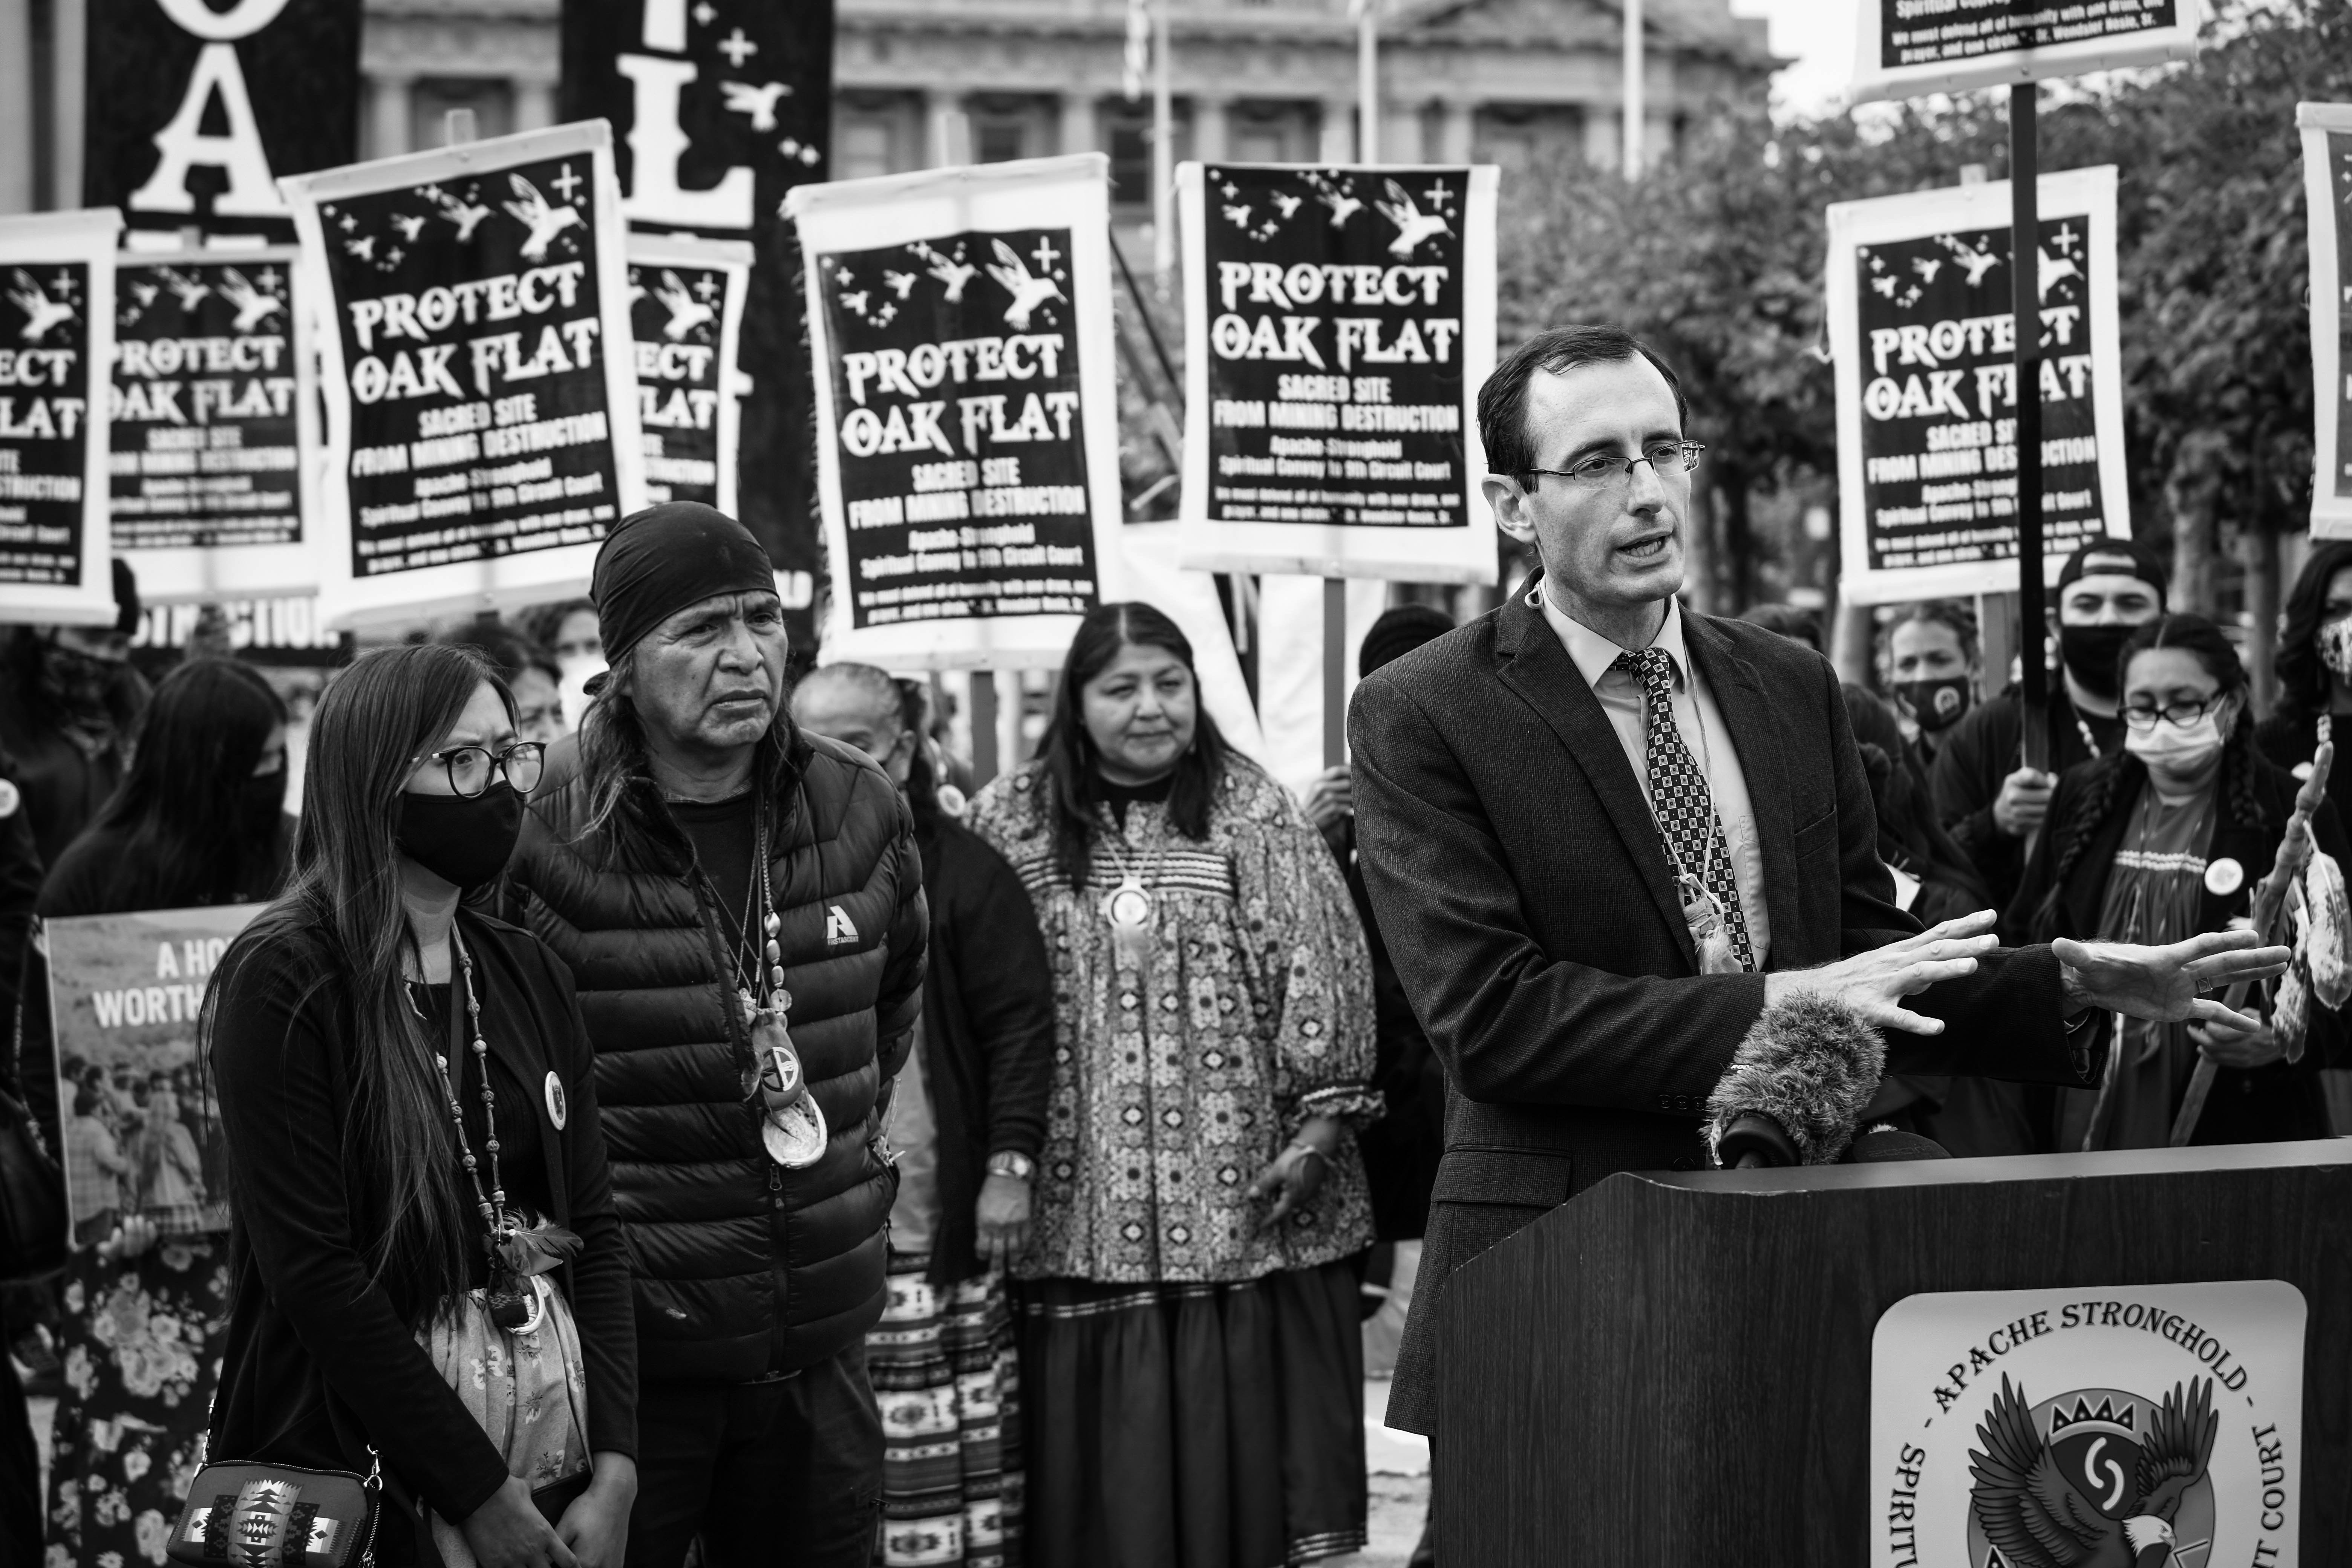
[966, 602, 1379, 1568]
[1885, 600, 1980, 769]
[2012, 615, 2347, 1149]
[446, 623, 570, 745]
[0, 559, 151, 869]
[791, 663, 1053, 1568]
[1931, 541, 2168, 910]
[2259, 540, 2352, 831]
[207, 645, 638, 1568]
[8, 660, 288, 1568]
[503, 503, 926, 1568]
[1346, 327, 2288, 1468]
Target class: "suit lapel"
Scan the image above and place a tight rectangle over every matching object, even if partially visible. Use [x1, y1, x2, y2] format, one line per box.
[1493, 590, 1695, 964]
[1682, 614, 1798, 957]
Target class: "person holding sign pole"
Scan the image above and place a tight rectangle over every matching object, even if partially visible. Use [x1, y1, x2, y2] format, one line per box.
[503, 502, 927, 1568]
[207, 645, 639, 1568]
[1344, 327, 2292, 1452]
[1928, 539, 2168, 910]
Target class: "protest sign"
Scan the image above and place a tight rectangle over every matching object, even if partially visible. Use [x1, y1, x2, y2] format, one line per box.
[1849, 0, 2201, 104]
[563, 0, 833, 637]
[1827, 168, 2128, 606]
[83, 0, 360, 242]
[0, 209, 124, 627]
[2300, 102, 2352, 539]
[45, 903, 262, 1242]
[786, 154, 1123, 670]
[107, 249, 321, 601]
[627, 233, 750, 515]
[280, 122, 645, 629]
[1174, 162, 1498, 584]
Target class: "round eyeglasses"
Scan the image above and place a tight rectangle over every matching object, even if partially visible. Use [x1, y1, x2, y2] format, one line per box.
[1515, 441, 1706, 490]
[2121, 697, 2225, 732]
[419, 741, 545, 798]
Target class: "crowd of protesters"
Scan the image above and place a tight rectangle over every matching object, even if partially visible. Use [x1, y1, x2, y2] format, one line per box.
[0, 354, 2346, 1568]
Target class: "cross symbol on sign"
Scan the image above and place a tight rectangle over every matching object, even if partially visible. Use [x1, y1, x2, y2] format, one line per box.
[717, 27, 757, 66]
[694, 275, 720, 301]
[1030, 236, 1061, 274]
[1423, 182, 1447, 206]
[257, 267, 283, 292]
[2054, 220, 2078, 253]
[550, 163, 584, 202]
[51, 271, 73, 297]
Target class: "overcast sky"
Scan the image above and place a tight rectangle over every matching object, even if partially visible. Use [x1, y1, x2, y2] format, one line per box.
[1728, 0, 1856, 118]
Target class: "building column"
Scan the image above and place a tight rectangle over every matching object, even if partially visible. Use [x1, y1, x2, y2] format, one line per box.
[1058, 90, 1096, 158]
[1318, 96, 1353, 163]
[1583, 103, 1619, 172]
[370, 72, 415, 161]
[1192, 93, 1228, 164]
[925, 89, 969, 168]
[1438, 98, 1474, 165]
[516, 77, 557, 133]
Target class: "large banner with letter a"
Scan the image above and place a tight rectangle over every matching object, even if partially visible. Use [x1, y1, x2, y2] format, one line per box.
[83, 0, 360, 243]
[561, 0, 830, 634]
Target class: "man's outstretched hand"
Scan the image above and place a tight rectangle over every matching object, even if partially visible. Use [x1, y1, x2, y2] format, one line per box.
[2053, 929, 2291, 1038]
[1763, 911, 2000, 1036]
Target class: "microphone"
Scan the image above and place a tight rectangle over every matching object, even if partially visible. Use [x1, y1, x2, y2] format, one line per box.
[1704, 991, 1885, 1168]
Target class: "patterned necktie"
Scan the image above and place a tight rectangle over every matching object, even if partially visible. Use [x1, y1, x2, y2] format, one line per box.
[1614, 646, 1754, 971]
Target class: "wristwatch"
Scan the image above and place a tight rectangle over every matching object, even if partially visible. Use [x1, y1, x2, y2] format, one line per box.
[985, 1151, 1036, 1182]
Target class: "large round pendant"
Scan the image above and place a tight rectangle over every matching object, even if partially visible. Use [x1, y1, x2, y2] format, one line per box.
[763, 1092, 828, 1168]
[1107, 884, 1153, 926]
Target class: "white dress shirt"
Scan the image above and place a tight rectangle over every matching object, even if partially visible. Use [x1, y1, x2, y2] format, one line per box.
[1536, 588, 1773, 965]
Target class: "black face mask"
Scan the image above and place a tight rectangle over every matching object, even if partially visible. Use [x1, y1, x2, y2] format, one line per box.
[2058, 623, 2137, 700]
[396, 786, 523, 891]
[1895, 676, 1972, 733]
[40, 643, 119, 722]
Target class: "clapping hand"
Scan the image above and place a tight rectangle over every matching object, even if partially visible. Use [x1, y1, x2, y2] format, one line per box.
[2053, 929, 2291, 1039]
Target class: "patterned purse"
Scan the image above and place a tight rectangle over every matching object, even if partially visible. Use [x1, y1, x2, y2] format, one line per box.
[166, 1452, 383, 1568]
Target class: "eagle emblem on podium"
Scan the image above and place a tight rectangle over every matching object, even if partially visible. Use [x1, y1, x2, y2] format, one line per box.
[1967, 1374, 2217, 1568]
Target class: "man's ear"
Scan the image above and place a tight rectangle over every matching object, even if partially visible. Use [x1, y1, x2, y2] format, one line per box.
[1483, 474, 1537, 545]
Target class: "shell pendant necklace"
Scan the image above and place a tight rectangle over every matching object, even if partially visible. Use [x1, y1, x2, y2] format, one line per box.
[1096, 799, 1167, 973]
[734, 811, 826, 1169]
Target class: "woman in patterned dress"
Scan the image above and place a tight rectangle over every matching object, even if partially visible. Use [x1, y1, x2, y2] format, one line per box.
[967, 602, 1380, 1568]
[2012, 615, 2348, 1148]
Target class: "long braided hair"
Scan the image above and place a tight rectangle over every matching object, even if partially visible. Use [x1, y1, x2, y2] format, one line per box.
[2029, 614, 2265, 942]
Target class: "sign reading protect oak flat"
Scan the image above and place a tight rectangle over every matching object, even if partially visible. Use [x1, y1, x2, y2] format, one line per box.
[1870, 1281, 2303, 1568]
[786, 155, 1123, 670]
[1827, 168, 2130, 605]
[626, 233, 751, 514]
[1849, 0, 2202, 105]
[1175, 161, 1498, 584]
[280, 122, 645, 629]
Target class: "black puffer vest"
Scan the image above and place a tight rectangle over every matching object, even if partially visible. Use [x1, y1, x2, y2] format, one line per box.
[507, 722, 926, 1383]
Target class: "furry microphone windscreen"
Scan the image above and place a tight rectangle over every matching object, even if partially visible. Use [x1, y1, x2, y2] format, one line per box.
[1703, 991, 1886, 1166]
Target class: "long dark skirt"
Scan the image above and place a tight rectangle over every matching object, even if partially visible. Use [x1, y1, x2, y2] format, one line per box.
[1018, 1259, 1366, 1568]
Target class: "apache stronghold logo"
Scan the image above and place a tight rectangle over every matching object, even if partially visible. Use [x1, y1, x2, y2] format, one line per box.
[1871, 1282, 2305, 1568]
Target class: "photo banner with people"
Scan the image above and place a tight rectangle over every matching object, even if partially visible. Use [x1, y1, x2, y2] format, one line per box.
[1174, 161, 1498, 584]
[2299, 101, 2352, 539]
[786, 153, 1124, 670]
[627, 232, 751, 516]
[1827, 167, 2130, 606]
[561, 0, 834, 640]
[44, 903, 265, 1244]
[0, 208, 124, 627]
[1848, 0, 2201, 104]
[83, 0, 361, 243]
[108, 249, 323, 602]
[280, 121, 646, 629]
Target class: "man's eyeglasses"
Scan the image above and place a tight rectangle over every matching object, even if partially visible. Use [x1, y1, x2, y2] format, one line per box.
[1516, 442, 1706, 489]
[419, 742, 546, 798]
[2121, 697, 2226, 732]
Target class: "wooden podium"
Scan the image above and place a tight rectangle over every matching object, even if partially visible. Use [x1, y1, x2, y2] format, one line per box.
[1431, 1140, 2352, 1563]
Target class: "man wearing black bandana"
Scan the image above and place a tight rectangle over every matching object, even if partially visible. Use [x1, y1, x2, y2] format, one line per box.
[503, 502, 927, 1568]
[1930, 539, 2169, 912]
[0, 558, 149, 868]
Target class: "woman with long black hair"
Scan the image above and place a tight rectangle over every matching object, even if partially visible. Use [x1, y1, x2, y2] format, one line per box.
[966, 602, 1379, 1568]
[2258, 539, 2352, 827]
[205, 645, 636, 1568]
[2011, 614, 2347, 1150]
[28, 658, 289, 1568]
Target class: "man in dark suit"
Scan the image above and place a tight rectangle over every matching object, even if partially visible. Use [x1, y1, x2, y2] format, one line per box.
[1346, 326, 2288, 1448]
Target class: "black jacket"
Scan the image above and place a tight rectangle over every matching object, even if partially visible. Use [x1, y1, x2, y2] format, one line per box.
[0, 671, 139, 873]
[2007, 750, 2344, 1146]
[911, 811, 1053, 1285]
[210, 910, 636, 1530]
[1929, 684, 2124, 911]
[0, 745, 42, 1088]
[506, 723, 926, 1383]
[1347, 589, 2108, 1433]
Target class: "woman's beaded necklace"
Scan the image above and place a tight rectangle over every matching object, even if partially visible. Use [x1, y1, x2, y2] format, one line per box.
[422, 930, 538, 1330]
